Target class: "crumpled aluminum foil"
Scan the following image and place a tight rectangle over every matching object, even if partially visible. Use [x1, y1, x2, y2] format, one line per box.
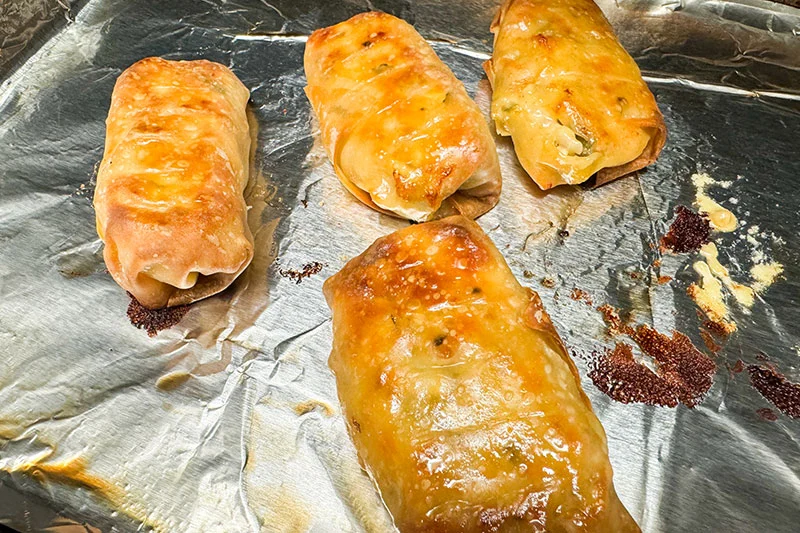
[1, 0, 799, 531]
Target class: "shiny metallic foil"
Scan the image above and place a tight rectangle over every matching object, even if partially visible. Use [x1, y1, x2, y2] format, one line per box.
[0, 0, 798, 531]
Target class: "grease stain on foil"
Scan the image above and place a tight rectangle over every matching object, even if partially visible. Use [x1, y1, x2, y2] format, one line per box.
[294, 399, 336, 417]
[0, 452, 166, 531]
[156, 372, 192, 391]
[588, 305, 716, 407]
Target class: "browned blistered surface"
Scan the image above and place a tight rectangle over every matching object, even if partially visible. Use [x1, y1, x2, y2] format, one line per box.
[304, 12, 501, 222]
[324, 216, 638, 532]
[485, 0, 666, 189]
[94, 57, 253, 309]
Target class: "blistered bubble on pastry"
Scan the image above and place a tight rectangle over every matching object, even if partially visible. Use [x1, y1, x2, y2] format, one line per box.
[323, 216, 639, 532]
[484, 0, 666, 189]
[94, 57, 254, 309]
[304, 12, 502, 222]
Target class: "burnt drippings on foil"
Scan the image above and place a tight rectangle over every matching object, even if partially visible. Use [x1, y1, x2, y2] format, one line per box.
[588, 305, 716, 407]
[540, 277, 556, 289]
[597, 304, 628, 336]
[127, 294, 191, 337]
[660, 205, 710, 254]
[633, 325, 716, 407]
[702, 318, 731, 340]
[570, 288, 593, 306]
[756, 408, 778, 421]
[589, 343, 679, 407]
[748, 363, 800, 418]
[279, 262, 325, 284]
[700, 329, 722, 353]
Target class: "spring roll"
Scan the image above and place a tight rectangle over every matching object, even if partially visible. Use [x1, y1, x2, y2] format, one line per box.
[304, 12, 501, 222]
[485, 0, 666, 189]
[94, 57, 253, 309]
[324, 216, 639, 532]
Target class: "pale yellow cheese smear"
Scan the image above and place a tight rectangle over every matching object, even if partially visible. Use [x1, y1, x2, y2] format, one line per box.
[751, 262, 784, 293]
[696, 195, 737, 232]
[688, 261, 736, 332]
[691, 173, 737, 232]
[686, 173, 787, 331]
[699, 242, 755, 308]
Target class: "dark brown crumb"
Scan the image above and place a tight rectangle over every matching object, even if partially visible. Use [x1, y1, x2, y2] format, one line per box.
[756, 408, 778, 421]
[591, 305, 716, 407]
[629, 271, 641, 280]
[523, 270, 534, 279]
[700, 330, 722, 353]
[731, 360, 745, 374]
[660, 205, 711, 254]
[279, 262, 325, 284]
[569, 288, 593, 306]
[557, 229, 570, 239]
[300, 199, 308, 208]
[748, 364, 800, 418]
[127, 294, 190, 337]
[541, 277, 556, 289]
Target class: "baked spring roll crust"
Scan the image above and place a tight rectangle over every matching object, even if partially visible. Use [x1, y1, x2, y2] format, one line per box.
[485, 0, 666, 189]
[94, 57, 253, 309]
[324, 216, 639, 532]
[304, 12, 501, 222]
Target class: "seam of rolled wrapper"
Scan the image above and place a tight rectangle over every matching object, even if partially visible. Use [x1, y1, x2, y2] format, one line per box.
[523, 288, 600, 419]
[332, 155, 502, 222]
[593, 118, 667, 186]
[324, 115, 501, 222]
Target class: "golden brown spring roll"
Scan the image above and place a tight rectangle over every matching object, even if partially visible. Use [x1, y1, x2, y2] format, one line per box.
[94, 57, 254, 309]
[304, 12, 501, 222]
[324, 216, 639, 532]
[485, 0, 666, 189]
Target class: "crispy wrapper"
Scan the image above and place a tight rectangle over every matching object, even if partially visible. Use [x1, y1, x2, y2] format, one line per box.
[94, 57, 254, 309]
[485, 0, 666, 189]
[323, 216, 640, 532]
[304, 12, 502, 222]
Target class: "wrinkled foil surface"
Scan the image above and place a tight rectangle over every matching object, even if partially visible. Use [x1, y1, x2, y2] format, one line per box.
[1, 0, 799, 531]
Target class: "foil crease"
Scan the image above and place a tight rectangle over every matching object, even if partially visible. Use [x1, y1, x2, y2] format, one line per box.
[0, 0, 798, 531]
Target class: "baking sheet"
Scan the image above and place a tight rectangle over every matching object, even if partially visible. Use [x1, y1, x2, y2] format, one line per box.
[1, 0, 799, 531]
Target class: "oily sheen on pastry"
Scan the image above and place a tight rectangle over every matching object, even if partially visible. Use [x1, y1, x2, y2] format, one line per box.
[304, 12, 501, 222]
[485, 0, 666, 189]
[94, 57, 253, 309]
[324, 216, 639, 532]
